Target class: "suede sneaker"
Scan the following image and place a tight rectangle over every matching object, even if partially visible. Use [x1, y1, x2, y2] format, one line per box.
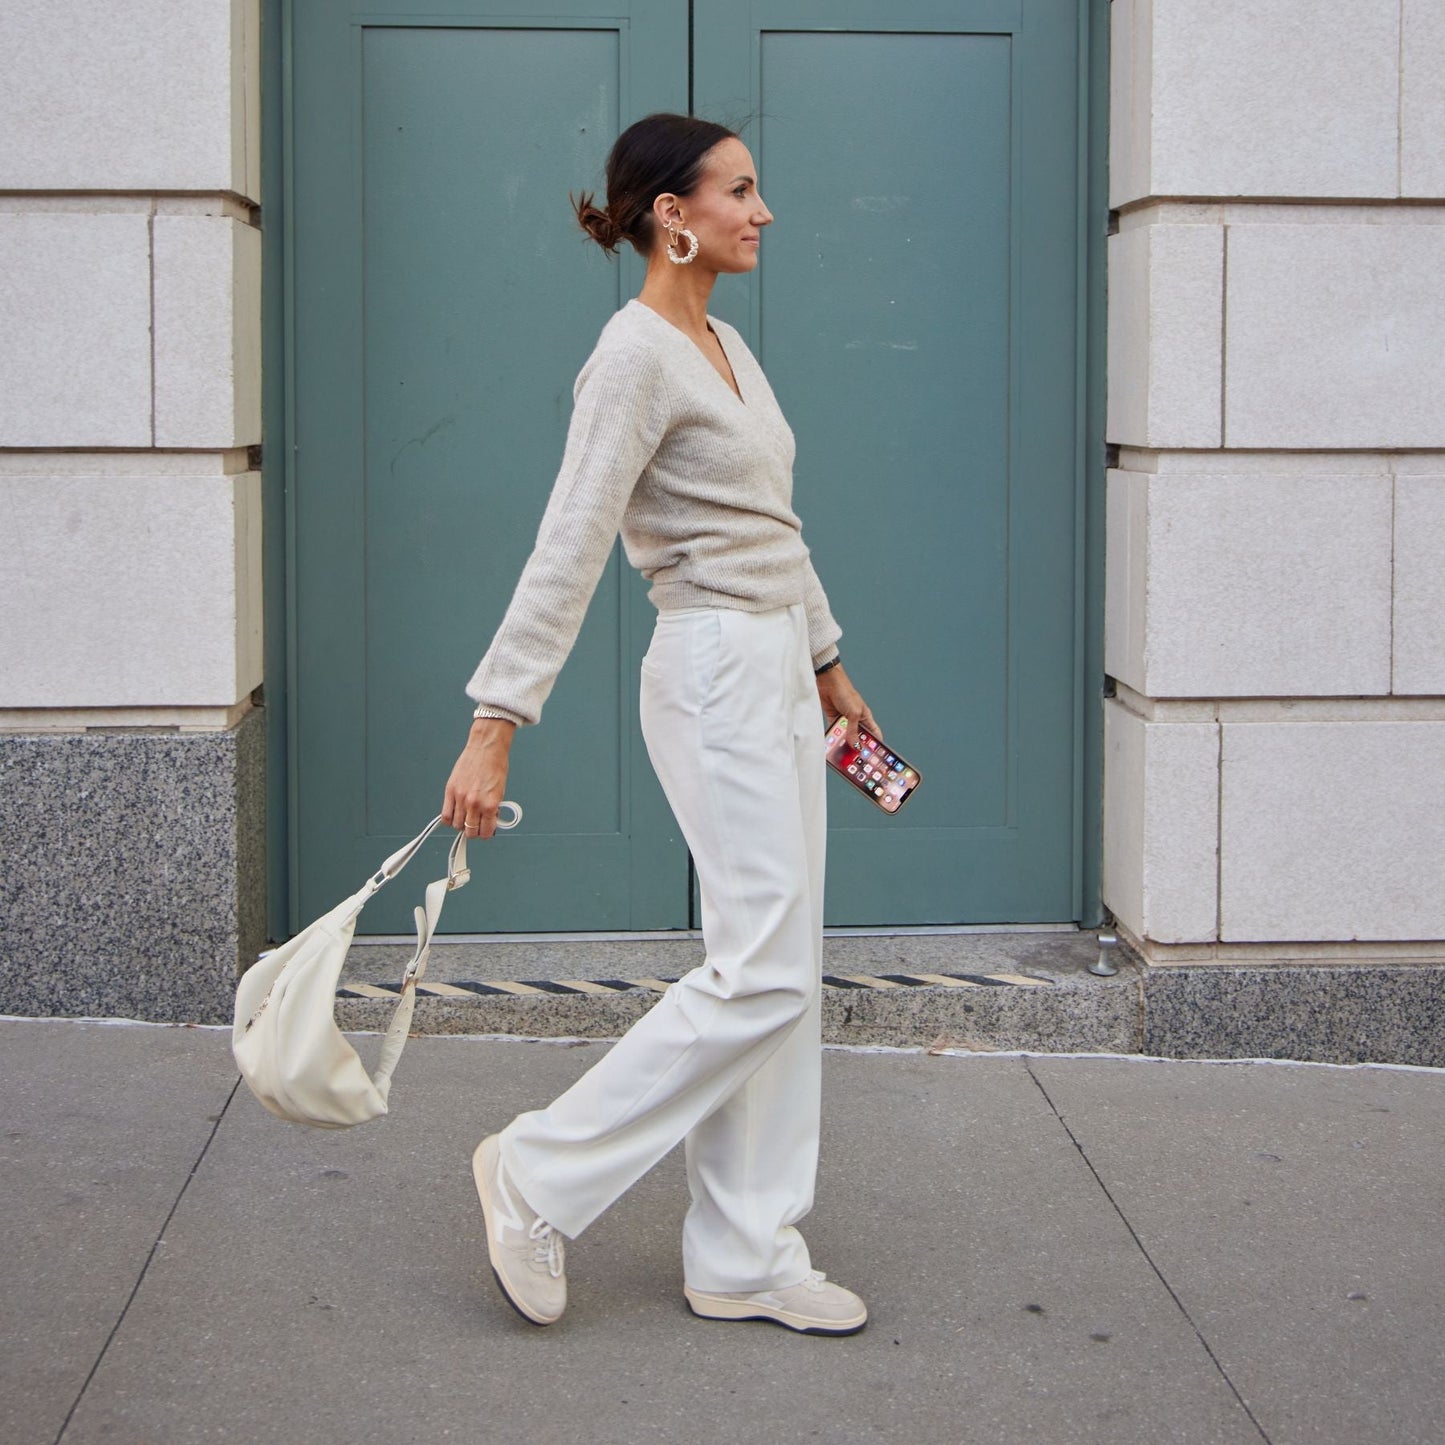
[684, 1269, 868, 1335]
[471, 1134, 566, 1325]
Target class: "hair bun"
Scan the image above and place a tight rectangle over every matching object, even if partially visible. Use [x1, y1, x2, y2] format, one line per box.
[572, 191, 623, 254]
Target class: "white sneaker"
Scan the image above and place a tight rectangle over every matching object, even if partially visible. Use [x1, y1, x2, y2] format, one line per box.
[684, 1269, 868, 1335]
[471, 1134, 567, 1325]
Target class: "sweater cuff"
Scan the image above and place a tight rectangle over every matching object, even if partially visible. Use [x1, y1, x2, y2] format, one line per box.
[468, 702, 528, 727]
[809, 642, 840, 672]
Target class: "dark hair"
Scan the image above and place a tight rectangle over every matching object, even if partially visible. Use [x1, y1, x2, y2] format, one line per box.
[572, 112, 739, 257]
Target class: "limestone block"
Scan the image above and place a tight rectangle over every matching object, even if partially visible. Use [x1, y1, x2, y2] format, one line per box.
[1104, 468, 1147, 693]
[0, 213, 151, 447]
[239, 0, 262, 204]
[0, 470, 263, 708]
[1393, 476, 1445, 694]
[1402, 0, 1445, 199]
[1106, 225, 1222, 448]
[1226, 223, 1445, 449]
[153, 215, 263, 448]
[1109, 471, 1393, 698]
[1103, 700, 1219, 943]
[1108, 0, 1152, 211]
[0, 0, 259, 199]
[1220, 722, 1445, 941]
[1110, 0, 1399, 206]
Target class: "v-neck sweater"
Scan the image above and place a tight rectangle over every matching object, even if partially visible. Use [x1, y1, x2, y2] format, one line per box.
[465, 298, 842, 726]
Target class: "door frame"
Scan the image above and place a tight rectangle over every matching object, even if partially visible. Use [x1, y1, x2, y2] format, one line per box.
[259, 0, 1111, 941]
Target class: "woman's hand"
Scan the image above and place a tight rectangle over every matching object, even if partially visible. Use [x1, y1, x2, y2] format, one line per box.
[815, 663, 880, 749]
[442, 717, 517, 838]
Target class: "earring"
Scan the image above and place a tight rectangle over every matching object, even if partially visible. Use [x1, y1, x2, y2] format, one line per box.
[665, 221, 699, 265]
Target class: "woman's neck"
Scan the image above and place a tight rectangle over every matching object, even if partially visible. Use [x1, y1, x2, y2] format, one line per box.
[635, 259, 719, 342]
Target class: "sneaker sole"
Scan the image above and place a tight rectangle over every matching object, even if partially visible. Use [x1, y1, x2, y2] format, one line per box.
[683, 1284, 868, 1336]
[471, 1137, 563, 1327]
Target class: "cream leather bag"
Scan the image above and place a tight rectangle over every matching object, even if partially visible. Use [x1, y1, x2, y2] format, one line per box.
[232, 807, 520, 1128]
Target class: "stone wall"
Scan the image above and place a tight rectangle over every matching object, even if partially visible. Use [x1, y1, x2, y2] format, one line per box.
[1102, 1, 1445, 967]
[0, 1, 266, 1021]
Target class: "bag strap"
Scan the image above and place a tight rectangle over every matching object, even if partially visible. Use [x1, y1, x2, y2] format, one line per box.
[359, 806, 523, 1103]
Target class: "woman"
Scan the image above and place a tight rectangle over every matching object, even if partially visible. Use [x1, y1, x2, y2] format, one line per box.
[442, 112, 881, 1336]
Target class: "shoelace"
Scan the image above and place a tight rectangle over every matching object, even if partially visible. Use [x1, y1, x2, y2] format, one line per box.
[529, 1217, 565, 1278]
[800, 1269, 828, 1291]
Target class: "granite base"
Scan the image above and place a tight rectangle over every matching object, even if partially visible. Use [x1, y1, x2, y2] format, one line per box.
[1142, 962, 1445, 1068]
[0, 709, 266, 1023]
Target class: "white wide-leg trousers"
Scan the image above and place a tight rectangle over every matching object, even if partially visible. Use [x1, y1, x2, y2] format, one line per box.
[497, 601, 827, 1293]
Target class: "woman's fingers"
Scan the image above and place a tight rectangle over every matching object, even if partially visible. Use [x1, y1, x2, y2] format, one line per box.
[443, 736, 511, 838]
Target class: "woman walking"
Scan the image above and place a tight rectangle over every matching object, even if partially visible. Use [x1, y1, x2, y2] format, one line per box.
[442, 112, 880, 1335]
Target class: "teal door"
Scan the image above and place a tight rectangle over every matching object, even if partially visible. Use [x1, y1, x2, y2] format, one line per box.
[283, 0, 1093, 932]
[287, 0, 691, 932]
[695, 0, 1085, 922]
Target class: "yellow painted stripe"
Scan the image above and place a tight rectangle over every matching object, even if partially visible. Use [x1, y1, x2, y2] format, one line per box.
[343, 971, 1051, 1001]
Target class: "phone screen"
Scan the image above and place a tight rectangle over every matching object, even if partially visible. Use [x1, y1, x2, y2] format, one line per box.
[823, 718, 921, 814]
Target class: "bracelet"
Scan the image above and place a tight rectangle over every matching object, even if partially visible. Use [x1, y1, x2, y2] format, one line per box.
[814, 656, 842, 677]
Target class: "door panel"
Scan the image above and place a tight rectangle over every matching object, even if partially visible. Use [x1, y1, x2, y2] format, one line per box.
[695, 0, 1083, 922]
[289, 1, 689, 931]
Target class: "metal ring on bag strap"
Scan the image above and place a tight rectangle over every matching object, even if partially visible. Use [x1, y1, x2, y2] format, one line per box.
[443, 801, 522, 890]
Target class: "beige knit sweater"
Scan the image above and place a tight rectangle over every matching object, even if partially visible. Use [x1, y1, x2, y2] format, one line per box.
[465, 298, 842, 726]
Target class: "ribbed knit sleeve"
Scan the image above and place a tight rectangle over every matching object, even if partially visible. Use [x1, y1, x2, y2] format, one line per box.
[465, 341, 672, 725]
[802, 553, 842, 669]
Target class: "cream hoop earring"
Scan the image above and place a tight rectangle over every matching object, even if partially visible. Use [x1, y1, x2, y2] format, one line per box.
[666, 222, 699, 265]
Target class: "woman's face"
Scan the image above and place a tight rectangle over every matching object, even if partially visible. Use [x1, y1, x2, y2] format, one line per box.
[661, 137, 773, 273]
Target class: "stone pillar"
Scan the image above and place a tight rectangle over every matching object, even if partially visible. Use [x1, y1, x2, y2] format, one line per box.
[0, 1, 266, 1022]
[1102, 1, 1445, 1060]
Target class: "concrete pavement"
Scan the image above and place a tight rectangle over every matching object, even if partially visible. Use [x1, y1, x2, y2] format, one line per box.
[3, 1017, 1442, 1445]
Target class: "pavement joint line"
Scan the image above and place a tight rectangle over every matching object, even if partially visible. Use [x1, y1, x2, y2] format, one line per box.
[52, 1073, 243, 1445]
[333, 971, 1053, 999]
[6, 1017, 1443, 1072]
[1021, 1059, 1275, 1445]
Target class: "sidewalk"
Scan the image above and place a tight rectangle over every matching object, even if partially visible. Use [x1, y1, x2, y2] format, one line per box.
[3, 1018, 1442, 1445]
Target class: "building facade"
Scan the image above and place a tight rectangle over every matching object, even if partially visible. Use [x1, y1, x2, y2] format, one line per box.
[1, 1, 1440, 1059]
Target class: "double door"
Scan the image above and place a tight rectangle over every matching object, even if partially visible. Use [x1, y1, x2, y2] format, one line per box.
[285, 0, 1091, 933]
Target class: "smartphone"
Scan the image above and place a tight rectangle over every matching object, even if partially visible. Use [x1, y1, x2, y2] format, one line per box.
[824, 717, 922, 814]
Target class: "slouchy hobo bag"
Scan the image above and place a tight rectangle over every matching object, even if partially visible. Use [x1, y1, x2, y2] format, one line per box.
[232, 806, 521, 1128]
